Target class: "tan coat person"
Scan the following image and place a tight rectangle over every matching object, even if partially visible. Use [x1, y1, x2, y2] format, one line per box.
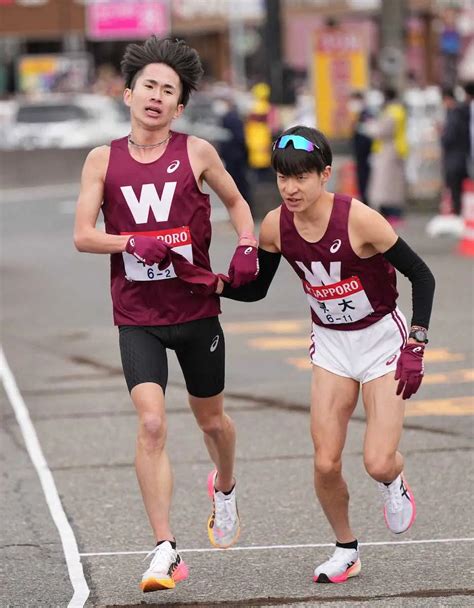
[367, 93, 408, 218]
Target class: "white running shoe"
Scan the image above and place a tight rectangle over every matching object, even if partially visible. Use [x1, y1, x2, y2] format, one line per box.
[207, 469, 240, 549]
[140, 541, 189, 592]
[378, 473, 416, 534]
[313, 546, 361, 584]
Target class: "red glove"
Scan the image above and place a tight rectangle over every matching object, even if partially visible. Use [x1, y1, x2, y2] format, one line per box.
[170, 251, 223, 296]
[228, 245, 259, 288]
[394, 343, 425, 400]
[126, 236, 169, 266]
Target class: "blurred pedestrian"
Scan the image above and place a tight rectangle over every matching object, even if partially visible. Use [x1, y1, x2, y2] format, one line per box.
[440, 87, 470, 215]
[74, 36, 258, 593]
[463, 81, 474, 178]
[367, 88, 409, 226]
[217, 125, 435, 585]
[214, 93, 251, 206]
[348, 91, 373, 205]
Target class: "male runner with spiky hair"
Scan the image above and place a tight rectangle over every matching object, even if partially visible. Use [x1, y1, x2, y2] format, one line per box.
[74, 36, 258, 592]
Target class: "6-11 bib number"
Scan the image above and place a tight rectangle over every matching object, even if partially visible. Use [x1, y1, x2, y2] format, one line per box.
[303, 275, 374, 325]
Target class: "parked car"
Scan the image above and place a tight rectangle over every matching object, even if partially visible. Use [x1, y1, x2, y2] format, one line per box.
[1, 94, 129, 150]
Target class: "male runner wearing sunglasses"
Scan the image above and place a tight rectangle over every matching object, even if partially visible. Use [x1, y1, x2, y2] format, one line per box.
[217, 125, 435, 583]
[74, 36, 258, 592]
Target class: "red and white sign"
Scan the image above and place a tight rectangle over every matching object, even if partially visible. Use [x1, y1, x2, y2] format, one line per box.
[87, 1, 170, 41]
[304, 275, 363, 300]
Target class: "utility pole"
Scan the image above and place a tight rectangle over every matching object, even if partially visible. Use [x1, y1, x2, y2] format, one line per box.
[264, 0, 284, 103]
[379, 0, 407, 92]
[229, 4, 247, 89]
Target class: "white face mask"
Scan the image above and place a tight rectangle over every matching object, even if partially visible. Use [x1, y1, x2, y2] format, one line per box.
[348, 99, 363, 113]
[212, 100, 229, 116]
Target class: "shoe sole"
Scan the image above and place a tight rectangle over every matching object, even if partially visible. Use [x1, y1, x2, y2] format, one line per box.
[383, 475, 417, 534]
[207, 469, 241, 549]
[313, 559, 361, 584]
[140, 561, 189, 592]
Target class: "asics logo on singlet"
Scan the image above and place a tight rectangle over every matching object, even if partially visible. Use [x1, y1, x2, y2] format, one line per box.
[330, 239, 342, 253]
[244, 247, 253, 255]
[413, 347, 423, 353]
[210, 335, 220, 352]
[167, 160, 180, 173]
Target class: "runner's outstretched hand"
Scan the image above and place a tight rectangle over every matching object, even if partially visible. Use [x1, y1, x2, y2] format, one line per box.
[228, 245, 259, 288]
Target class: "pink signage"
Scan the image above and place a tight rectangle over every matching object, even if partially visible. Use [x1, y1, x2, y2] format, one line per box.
[87, 1, 170, 40]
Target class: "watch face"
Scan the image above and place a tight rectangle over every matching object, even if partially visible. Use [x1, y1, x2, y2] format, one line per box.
[414, 330, 427, 342]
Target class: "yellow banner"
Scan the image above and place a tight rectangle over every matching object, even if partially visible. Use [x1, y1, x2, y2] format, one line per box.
[313, 28, 368, 139]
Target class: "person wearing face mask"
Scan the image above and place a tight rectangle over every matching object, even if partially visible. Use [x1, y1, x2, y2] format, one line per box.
[348, 91, 373, 205]
[214, 93, 252, 208]
[366, 88, 409, 226]
[440, 87, 470, 215]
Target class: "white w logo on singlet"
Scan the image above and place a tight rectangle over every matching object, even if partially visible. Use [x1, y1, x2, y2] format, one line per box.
[295, 260, 341, 285]
[120, 182, 177, 224]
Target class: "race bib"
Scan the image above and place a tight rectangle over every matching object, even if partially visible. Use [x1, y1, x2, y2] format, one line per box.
[121, 227, 193, 282]
[303, 275, 374, 325]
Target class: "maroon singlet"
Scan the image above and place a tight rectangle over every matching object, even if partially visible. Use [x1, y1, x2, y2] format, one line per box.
[102, 132, 221, 326]
[280, 194, 398, 331]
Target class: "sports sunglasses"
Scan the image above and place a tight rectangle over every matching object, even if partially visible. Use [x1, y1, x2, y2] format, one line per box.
[272, 134, 321, 152]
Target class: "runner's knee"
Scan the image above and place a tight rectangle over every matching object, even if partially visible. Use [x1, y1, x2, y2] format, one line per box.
[138, 412, 167, 450]
[197, 412, 226, 437]
[314, 453, 342, 478]
[364, 451, 395, 481]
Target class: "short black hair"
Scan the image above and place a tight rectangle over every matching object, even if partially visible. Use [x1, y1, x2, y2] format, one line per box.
[383, 87, 398, 102]
[464, 81, 474, 97]
[271, 126, 332, 176]
[121, 36, 204, 106]
[441, 87, 455, 100]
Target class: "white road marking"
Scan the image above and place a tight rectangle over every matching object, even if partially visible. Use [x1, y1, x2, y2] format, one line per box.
[0, 347, 89, 608]
[79, 536, 474, 557]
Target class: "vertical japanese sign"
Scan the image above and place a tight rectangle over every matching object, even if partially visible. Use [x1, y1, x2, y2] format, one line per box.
[313, 27, 368, 139]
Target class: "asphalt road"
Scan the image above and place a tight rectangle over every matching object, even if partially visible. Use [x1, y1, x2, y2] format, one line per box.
[1, 185, 473, 608]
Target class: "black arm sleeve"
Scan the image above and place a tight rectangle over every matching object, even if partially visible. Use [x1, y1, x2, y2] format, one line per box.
[383, 237, 435, 329]
[221, 248, 281, 302]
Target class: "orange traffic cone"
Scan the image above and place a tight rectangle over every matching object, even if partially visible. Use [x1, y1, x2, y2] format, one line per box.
[338, 160, 360, 199]
[458, 178, 474, 256]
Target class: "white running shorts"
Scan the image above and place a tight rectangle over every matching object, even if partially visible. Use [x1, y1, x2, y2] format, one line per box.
[310, 308, 408, 383]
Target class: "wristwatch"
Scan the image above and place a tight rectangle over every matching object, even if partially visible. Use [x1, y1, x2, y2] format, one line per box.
[409, 327, 429, 344]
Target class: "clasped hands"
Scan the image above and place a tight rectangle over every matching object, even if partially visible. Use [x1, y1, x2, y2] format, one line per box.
[126, 235, 259, 295]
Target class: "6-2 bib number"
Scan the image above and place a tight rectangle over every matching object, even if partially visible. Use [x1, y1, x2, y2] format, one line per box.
[121, 227, 193, 282]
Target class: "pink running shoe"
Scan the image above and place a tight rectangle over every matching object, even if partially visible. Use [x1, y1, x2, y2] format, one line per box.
[140, 541, 189, 592]
[207, 469, 240, 549]
[378, 473, 416, 534]
[313, 546, 361, 583]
